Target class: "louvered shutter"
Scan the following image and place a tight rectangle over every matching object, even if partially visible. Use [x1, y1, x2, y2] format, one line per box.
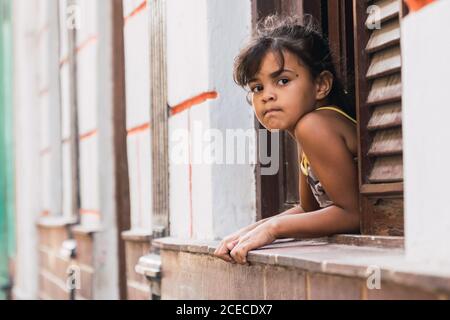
[354, 0, 406, 236]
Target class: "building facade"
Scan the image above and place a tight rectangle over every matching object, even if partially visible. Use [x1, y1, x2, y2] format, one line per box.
[2, 0, 450, 300]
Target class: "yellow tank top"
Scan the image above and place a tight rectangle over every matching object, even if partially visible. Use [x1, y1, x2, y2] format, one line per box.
[299, 106, 356, 208]
[300, 106, 356, 176]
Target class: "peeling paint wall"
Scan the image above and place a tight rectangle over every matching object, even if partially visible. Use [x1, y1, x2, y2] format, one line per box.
[12, 0, 40, 299]
[167, 0, 255, 240]
[76, 0, 100, 228]
[12, 0, 260, 299]
[123, 0, 152, 232]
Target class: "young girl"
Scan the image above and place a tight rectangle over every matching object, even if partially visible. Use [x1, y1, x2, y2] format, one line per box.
[214, 15, 360, 265]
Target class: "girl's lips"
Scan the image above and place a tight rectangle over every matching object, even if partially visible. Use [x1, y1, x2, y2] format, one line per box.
[264, 108, 283, 116]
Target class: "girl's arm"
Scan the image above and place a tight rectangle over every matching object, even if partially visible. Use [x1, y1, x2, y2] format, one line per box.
[213, 204, 305, 263]
[270, 205, 360, 239]
[229, 113, 361, 264]
[272, 134, 359, 239]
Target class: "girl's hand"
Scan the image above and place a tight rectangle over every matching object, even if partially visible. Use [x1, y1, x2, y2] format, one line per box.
[213, 234, 242, 263]
[230, 222, 277, 265]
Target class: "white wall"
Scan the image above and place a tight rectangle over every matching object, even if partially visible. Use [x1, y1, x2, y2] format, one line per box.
[123, 0, 152, 232]
[76, 0, 100, 228]
[402, 0, 450, 265]
[207, 0, 256, 239]
[92, 0, 123, 299]
[33, 0, 63, 219]
[167, 0, 255, 239]
[59, 0, 74, 220]
[167, 0, 210, 238]
[12, 0, 40, 299]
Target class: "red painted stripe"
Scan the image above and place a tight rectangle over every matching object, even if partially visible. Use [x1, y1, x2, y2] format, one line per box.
[188, 109, 193, 238]
[62, 136, 71, 144]
[127, 122, 150, 136]
[41, 210, 50, 217]
[60, 35, 98, 68]
[37, 24, 49, 43]
[124, 1, 147, 24]
[405, 0, 435, 12]
[136, 136, 143, 227]
[59, 57, 69, 68]
[79, 129, 98, 141]
[40, 147, 51, 156]
[59, 56, 69, 67]
[170, 91, 218, 116]
[80, 209, 100, 216]
[39, 87, 49, 97]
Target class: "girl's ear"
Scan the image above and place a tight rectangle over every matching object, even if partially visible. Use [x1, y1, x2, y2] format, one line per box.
[246, 91, 253, 106]
[315, 71, 334, 100]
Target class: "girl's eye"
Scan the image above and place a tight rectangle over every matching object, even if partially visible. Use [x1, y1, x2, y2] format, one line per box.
[251, 85, 263, 93]
[277, 78, 290, 86]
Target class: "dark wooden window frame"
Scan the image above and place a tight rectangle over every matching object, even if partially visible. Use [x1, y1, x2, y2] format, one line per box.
[254, 0, 407, 240]
[253, 0, 355, 220]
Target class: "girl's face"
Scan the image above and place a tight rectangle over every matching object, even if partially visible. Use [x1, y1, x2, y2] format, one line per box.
[248, 50, 318, 133]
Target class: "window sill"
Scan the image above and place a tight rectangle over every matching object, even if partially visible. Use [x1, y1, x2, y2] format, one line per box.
[121, 229, 152, 242]
[329, 234, 404, 249]
[36, 216, 78, 228]
[152, 236, 450, 295]
[71, 224, 102, 236]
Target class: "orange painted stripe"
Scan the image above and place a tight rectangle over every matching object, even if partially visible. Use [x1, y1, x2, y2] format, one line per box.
[187, 109, 193, 238]
[170, 91, 218, 116]
[59, 56, 69, 68]
[124, 1, 147, 24]
[79, 129, 98, 141]
[41, 210, 50, 217]
[62, 136, 71, 144]
[37, 24, 49, 42]
[136, 136, 143, 227]
[76, 35, 98, 54]
[60, 35, 98, 68]
[39, 87, 49, 97]
[80, 209, 100, 217]
[188, 161, 193, 237]
[40, 147, 51, 156]
[127, 122, 150, 136]
[405, 0, 435, 12]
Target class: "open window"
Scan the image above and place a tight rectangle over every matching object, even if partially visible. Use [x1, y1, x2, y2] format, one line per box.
[254, 0, 406, 237]
[253, 0, 329, 220]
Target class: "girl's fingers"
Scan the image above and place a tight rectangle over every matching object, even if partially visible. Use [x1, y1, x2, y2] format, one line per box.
[215, 245, 228, 258]
[226, 239, 239, 250]
[214, 243, 236, 263]
[230, 244, 248, 265]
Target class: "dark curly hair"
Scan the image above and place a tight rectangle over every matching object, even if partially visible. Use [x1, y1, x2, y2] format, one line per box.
[233, 14, 354, 119]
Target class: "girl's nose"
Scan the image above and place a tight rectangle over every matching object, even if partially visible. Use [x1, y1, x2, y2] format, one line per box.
[262, 90, 276, 103]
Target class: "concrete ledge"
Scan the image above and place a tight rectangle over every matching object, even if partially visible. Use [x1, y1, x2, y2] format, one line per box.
[37, 216, 78, 228]
[123, 230, 153, 300]
[153, 237, 450, 296]
[71, 224, 102, 236]
[153, 237, 218, 254]
[329, 234, 404, 249]
[121, 229, 152, 242]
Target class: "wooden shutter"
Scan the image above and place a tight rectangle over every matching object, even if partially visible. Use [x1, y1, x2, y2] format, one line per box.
[354, 0, 407, 236]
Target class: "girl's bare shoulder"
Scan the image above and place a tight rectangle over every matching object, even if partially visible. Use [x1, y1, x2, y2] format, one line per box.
[294, 110, 357, 156]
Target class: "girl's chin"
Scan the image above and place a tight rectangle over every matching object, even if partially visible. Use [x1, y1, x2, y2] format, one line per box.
[263, 120, 289, 131]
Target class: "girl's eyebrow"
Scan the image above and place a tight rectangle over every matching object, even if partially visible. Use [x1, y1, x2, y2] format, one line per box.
[249, 68, 297, 83]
